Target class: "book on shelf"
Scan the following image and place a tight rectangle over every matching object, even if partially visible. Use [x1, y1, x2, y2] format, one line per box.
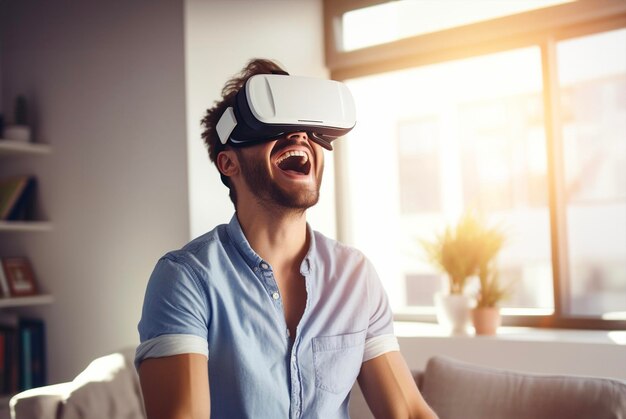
[0, 314, 46, 395]
[0, 175, 36, 221]
[18, 318, 46, 390]
[0, 314, 18, 396]
[0, 326, 18, 395]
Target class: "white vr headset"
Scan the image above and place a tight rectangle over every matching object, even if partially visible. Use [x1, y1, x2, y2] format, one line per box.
[216, 74, 356, 150]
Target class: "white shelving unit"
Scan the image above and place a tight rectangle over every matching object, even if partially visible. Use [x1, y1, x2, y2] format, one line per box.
[0, 139, 51, 156]
[0, 294, 54, 309]
[0, 221, 53, 232]
[0, 138, 54, 406]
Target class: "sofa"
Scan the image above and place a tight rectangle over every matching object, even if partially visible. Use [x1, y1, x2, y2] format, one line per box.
[350, 356, 626, 419]
[10, 349, 626, 418]
[9, 348, 144, 419]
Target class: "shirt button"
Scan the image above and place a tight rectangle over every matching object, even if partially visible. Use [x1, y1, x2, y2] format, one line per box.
[272, 292, 280, 300]
[261, 262, 269, 269]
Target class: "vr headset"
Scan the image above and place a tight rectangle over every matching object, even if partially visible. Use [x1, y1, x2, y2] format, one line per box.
[216, 74, 356, 150]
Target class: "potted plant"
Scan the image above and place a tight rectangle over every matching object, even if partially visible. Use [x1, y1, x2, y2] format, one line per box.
[422, 212, 509, 335]
[473, 269, 510, 335]
[472, 223, 509, 334]
[421, 213, 484, 334]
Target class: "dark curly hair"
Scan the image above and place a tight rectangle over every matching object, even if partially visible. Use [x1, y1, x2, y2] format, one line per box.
[200, 58, 288, 205]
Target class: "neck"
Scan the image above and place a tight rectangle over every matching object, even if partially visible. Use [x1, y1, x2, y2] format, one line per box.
[236, 200, 309, 272]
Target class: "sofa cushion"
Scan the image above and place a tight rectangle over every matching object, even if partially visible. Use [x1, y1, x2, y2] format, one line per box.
[59, 348, 145, 419]
[421, 356, 626, 419]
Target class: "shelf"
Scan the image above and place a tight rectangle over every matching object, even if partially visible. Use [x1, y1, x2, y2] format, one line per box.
[0, 294, 54, 309]
[0, 221, 53, 232]
[0, 139, 51, 156]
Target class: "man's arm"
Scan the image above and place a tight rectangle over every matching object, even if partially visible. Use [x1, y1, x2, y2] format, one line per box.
[358, 351, 438, 419]
[138, 353, 210, 419]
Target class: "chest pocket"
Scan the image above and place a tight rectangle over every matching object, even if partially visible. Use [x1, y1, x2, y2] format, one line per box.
[312, 330, 366, 394]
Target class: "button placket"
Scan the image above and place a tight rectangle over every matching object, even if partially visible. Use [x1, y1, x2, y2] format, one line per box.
[289, 340, 303, 418]
[290, 373, 299, 414]
[256, 261, 284, 308]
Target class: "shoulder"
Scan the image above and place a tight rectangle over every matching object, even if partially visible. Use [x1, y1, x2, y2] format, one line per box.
[161, 223, 230, 264]
[311, 230, 367, 261]
[149, 223, 232, 288]
[311, 229, 374, 272]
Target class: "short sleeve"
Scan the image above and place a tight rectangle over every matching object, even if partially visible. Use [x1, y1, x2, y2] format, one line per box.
[363, 258, 399, 362]
[135, 256, 210, 369]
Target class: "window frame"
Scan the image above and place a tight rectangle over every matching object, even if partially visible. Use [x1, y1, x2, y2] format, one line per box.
[325, 0, 626, 330]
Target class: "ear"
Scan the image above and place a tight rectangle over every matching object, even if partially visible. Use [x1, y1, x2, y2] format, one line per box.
[217, 150, 240, 179]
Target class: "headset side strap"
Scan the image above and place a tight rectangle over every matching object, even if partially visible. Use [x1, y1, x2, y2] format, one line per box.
[216, 107, 238, 144]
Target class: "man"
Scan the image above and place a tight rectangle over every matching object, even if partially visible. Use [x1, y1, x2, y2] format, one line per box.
[135, 58, 437, 419]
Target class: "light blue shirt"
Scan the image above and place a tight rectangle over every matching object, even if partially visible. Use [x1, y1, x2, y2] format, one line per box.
[136, 214, 398, 419]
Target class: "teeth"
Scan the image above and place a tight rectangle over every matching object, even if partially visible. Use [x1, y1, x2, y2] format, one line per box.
[276, 150, 309, 166]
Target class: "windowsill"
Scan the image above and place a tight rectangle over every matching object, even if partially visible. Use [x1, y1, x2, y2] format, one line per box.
[394, 321, 626, 381]
[394, 321, 626, 346]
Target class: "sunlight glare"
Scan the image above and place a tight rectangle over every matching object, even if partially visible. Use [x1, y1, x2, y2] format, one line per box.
[343, 0, 575, 51]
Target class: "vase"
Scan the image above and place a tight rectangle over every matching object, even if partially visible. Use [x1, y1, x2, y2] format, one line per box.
[472, 307, 501, 335]
[434, 292, 473, 335]
[4, 125, 31, 142]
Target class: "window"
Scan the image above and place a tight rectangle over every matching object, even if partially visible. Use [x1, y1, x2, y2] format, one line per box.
[556, 29, 626, 319]
[327, 0, 626, 329]
[341, 47, 554, 315]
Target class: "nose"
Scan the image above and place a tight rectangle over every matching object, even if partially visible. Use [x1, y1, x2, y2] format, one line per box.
[285, 132, 309, 141]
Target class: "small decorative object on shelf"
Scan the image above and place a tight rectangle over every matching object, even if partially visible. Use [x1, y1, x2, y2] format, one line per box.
[0, 261, 9, 297]
[3, 95, 32, 143]
[0, 258, 38, 298]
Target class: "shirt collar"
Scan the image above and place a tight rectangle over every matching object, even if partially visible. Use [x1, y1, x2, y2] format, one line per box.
[226, 213, 315, 274]
[227, 214, 263, 268]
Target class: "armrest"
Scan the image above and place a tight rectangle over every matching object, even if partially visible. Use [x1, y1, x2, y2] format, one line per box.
[10, 382, 74, 419]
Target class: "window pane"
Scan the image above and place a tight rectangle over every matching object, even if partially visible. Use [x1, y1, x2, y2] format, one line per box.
[557, 28, 626, 319]
[342, 47, 554, 314]
[342, 0, 573, 51]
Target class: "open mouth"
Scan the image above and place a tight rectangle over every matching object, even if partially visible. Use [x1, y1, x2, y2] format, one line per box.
[275, 150, 312, 176]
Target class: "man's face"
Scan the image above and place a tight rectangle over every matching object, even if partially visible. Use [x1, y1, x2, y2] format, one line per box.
[236, 132, 324, 211]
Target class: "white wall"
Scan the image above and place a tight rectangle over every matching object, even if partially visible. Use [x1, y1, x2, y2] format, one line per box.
[0, 0, 331, 385]
[0, 1, 189, 383]
[184, 0, 336, 239]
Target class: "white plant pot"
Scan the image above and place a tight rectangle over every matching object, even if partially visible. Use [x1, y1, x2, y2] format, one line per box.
[4, 125, 32, 142]
[434, 292, 474, 335]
